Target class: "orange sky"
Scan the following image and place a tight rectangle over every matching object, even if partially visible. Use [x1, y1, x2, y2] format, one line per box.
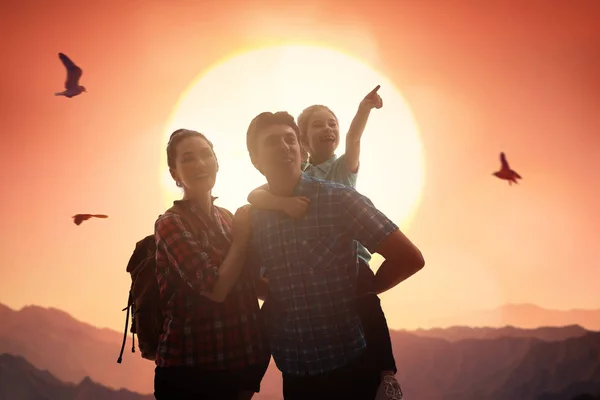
[1, 0, 599, 332]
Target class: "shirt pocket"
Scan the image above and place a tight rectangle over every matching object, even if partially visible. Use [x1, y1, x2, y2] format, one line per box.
[300, 237, 339, 272]
[300, 237, 357, 303]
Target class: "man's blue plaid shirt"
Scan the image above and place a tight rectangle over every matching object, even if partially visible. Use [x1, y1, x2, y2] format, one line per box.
[251, 173, 398, 376]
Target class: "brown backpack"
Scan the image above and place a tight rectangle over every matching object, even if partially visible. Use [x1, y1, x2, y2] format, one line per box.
[116, 203, 203, 363]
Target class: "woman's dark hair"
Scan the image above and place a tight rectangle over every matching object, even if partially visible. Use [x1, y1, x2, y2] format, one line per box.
[166, 129, 214, 169]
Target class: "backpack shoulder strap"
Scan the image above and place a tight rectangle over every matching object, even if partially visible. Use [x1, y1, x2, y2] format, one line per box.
[126, 235, 154, 273]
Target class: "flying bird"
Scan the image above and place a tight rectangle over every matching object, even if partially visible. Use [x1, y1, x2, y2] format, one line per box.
[493, 152, 522, 185]
[55, 53, 87, 98]
[72, 214, 108, 226]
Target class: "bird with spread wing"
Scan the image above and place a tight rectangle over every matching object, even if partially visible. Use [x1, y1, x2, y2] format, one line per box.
[72, 214, 108, 226]
[492, 152, 522, 185]
[55, 53, 87, 98]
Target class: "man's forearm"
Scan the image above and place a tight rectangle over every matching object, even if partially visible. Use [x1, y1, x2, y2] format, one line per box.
[373, 259, 422, 295]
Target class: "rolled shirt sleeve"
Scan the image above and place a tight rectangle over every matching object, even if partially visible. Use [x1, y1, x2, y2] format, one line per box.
[341, 188, 399, 253]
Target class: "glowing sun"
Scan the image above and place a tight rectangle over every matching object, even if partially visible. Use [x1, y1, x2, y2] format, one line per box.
[161, 45, 425, 230]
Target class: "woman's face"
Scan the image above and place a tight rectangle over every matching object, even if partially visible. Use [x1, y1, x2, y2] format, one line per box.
[170, 136, 218, 196]
[303, 109, 339, 159]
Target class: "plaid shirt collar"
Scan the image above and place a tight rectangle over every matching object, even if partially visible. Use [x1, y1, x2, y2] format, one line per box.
[173, 195, 219, 207]
[172, 196, 219, 219]
[292, 172, 319, 196]
[303, 154, 339, 174]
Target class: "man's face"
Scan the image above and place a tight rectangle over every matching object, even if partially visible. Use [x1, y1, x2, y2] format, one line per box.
[253, 124, 302, 180]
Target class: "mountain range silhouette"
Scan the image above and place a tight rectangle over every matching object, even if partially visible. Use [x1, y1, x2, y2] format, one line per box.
[431, 303, 600, 330]
[0, 353, 152, 400]
[0, 302, 599, 399]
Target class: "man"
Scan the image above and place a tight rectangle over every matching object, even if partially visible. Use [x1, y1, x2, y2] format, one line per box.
[245, 111, 425, 400]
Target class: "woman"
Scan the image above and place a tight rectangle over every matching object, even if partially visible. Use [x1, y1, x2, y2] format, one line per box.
[153, 129, 270, 400]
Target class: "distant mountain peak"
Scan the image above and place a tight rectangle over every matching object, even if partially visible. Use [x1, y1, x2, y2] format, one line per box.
[403, 324, 591, 343]
[0, 353, 153, 400]
[498, 303, 546, 311]
[430, 303, 600, 331]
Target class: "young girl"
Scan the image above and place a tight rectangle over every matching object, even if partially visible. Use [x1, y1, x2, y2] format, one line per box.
[247, 86, 403, 400]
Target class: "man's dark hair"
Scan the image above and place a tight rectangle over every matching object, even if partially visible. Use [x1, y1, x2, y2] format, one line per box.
[246, 111, 300, 159]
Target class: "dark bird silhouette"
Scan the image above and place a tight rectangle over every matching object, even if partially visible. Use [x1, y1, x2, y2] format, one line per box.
[55, 53, 86, 98]
[493, 152, 522, 185]
[72, 214, 108, 225]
